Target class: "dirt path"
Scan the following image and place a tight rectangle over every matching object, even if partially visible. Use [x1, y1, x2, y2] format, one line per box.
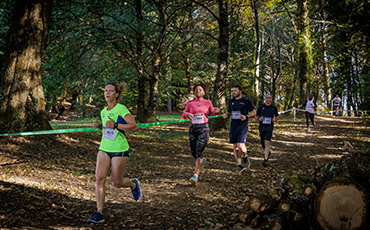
[0, 114, 369, 229]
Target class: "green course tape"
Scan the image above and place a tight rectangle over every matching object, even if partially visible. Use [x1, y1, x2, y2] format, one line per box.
[0, 115, 223, 137]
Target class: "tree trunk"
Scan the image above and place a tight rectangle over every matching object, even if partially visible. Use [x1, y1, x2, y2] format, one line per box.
[297, 0, 312, 105]
[252, 0, 260, 100]
[319, 0, 331, 111]
[134, 0, 150, 123]
[213, 0, 228, 109]
[147, 1, 165, 122]
[0, 0, 53, 133]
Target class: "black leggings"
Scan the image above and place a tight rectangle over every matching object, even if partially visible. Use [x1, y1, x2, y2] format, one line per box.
[305, 111, 315, 127]
[189, 123, 210, 159]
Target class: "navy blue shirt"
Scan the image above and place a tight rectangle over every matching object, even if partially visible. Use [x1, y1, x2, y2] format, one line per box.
[256, 104, 279, 131]
[228, 97, 255, 131]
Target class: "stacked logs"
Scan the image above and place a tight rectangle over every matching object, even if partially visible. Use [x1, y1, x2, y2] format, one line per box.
[238, 145, 370, 230]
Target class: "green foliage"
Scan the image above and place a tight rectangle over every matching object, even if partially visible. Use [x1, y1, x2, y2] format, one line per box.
[35, 0, 370, 118]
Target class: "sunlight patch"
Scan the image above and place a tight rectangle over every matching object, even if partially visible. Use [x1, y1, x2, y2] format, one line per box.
[313, 154, 342, 159]
[275, 140, 315, 146]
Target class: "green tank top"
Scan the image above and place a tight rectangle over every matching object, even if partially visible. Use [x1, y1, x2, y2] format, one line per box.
[99, 103, 131, 152]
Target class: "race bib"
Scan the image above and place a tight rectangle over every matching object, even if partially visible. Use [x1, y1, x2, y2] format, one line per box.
[232, 111, 241, 119]
[262, 117, 272, 124]
[103, 126, 116, 140]
[193, 114, 204, 124]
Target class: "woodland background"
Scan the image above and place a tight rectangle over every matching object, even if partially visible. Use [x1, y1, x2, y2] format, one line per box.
[1, 0, 370, 132]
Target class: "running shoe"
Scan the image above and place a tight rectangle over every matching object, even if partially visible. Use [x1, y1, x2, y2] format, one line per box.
[189, 175, 198, 185]
[243, 155, 250, 168]
[234, 164, 244, 173]
[307, 127, 310, 132]
[88, 212, 104, 223]
[131, 178, 141, 201]
[262, 159, 268, 167]
[200, 157, 206, 174]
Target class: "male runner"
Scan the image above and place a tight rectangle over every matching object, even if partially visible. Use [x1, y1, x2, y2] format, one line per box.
[255, 94, 279, 167]
[223, 84, 256, 173]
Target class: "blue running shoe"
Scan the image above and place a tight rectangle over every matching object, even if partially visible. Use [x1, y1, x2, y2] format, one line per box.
[189, 174, 198, 185]
[88, 212, 104, 223]
[243, 155, 250, 168]
[234, 164, 244, 173]
[200, 157, 206, 174]
[131, 178, 141, 201]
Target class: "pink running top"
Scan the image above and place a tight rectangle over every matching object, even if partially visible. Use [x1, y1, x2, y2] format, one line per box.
[182, 98, 219, 124]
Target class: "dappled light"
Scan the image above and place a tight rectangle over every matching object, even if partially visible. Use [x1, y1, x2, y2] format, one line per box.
[1, 114, 369, 228]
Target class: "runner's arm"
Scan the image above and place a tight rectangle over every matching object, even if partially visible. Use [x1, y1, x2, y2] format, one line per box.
[115, 114, 139, 131]
[182, 102, 191, 119]
[93, 120, 102, 130]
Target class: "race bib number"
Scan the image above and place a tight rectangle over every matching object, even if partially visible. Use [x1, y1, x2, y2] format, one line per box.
[103, 126, 116, 140]
[232, 111, 241, 119]
[262, 117, 272, 124]
[193, 114, 205, 124]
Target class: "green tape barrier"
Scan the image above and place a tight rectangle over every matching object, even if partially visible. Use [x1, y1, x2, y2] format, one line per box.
[0, 115, 223, 137]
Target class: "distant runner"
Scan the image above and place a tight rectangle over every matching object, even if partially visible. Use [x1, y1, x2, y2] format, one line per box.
[182, 83, 220, 185]
[223, 84, 256, 173]
[88, 82, 141, 224]
[55, 104, 65, 120]
[333, 94, 341, 116]
[255, 94, 279, 167]
[300, 93, 317, 132]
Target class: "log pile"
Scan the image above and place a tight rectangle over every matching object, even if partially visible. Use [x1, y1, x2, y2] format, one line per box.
[238, 145, 370, 230]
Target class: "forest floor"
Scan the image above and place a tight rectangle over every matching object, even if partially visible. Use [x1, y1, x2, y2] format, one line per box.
[1, 110, 369, 230]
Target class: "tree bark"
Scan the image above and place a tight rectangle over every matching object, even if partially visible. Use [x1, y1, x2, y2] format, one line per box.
[297, 0, 313, 105]
[319, 0, 331, 111]
[0, 0, 53, 133]
[134, 0, 150, 123]
[252, 0, 260, 100]
[212, 0, 228, 109]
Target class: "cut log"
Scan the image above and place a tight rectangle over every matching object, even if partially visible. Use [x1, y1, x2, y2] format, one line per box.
[269, 188, 283, 201]
[284, 170, 308, 191]
[291, 210, 303, 223]
[315, 180, 368, 230]
[250, 214, 263, 228]
[270, 216, 286, 230]
[250, 193, 275, 213]
[303, 184, 316, 197]
[278, 200, 291, 213]
[238, 210, 255, 224]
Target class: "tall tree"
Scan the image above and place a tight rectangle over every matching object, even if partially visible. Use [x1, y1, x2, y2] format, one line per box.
[297, 0, 313, 104]
[251, 0, 261, 100]
[213, 0, 229, 108]
[0, 0, 53, 133]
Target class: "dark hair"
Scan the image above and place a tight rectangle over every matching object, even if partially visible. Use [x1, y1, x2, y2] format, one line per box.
[105, 82, 126, 100]
[193, 82, 207, 93]
[232, 84, 242, 92]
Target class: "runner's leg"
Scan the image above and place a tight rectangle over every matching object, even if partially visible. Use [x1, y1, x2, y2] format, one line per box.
[310, 113, 315, 126]
[111, 157, 135, 188]
[305, 112, 310, 128]
[264, 140, 270, 160]
[95, 151, 111, 214]
[238, 143, 247, 158]
[194, 125, 209, 176]
[233, 143, 242, 165]
[189, 125, 197, 159]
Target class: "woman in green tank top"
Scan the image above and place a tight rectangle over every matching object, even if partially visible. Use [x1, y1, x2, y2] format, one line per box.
[88, 82, 141, 224]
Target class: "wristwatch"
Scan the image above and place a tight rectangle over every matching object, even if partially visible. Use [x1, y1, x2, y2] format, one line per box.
[114, 122, 118, 129]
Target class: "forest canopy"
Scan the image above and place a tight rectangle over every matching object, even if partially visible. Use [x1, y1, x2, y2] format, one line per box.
[1, 0, 369, 128]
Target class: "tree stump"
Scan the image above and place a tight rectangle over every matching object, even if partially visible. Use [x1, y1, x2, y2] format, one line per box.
[315, 180, 368, 230]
